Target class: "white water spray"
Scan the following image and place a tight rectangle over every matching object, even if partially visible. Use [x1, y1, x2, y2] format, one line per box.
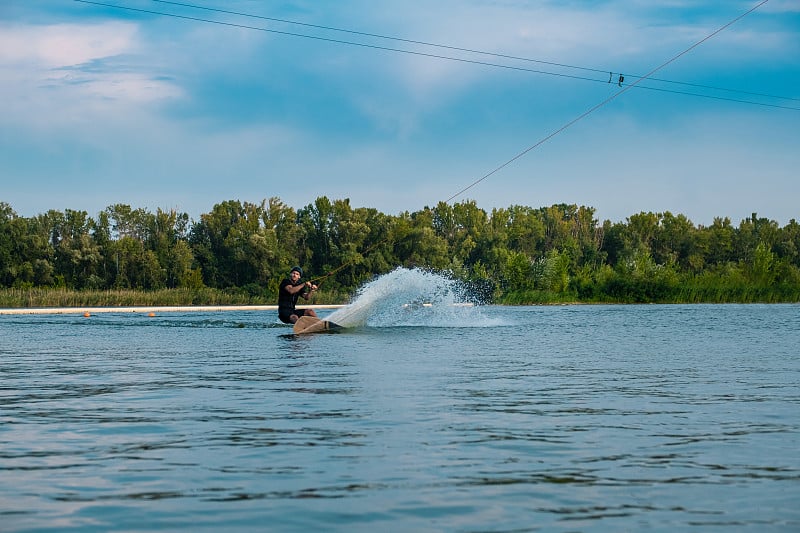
[326, 267, 499, 328]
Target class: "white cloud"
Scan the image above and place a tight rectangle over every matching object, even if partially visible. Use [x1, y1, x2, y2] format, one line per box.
[762, 0, 800, 13]
[2, 0, 796, 226]
[0, 22, 137, 68]
[0, 21, 183, 128]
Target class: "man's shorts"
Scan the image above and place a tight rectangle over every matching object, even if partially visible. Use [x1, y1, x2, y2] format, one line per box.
[278, 308, 310, 324]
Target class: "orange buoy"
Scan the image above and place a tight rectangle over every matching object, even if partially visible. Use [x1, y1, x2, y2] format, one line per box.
[83, 311, 91, 317]
[148, 312, 156, 317]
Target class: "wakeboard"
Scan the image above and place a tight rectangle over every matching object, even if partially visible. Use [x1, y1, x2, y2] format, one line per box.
[293, 316, 344, 335]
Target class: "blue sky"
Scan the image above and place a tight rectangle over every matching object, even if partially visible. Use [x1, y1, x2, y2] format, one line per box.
[2, 0, 798, 226]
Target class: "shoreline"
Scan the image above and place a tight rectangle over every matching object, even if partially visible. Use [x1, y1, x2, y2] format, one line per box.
[0, 304, 345, 316]
[2, 302, 792, 315]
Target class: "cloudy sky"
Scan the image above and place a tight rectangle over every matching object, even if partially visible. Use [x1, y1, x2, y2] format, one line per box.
[2, 0, 798, 226]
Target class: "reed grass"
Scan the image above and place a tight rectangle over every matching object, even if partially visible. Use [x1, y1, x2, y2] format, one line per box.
[498, 282, 800, 305]
[3, 281, 797, 308]
[499, 289, 579, 305]
[0, 288, 239, 308]
[0, 286, 352, 308]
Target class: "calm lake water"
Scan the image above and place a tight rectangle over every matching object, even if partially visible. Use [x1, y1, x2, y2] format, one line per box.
[2, 295, 799, 530]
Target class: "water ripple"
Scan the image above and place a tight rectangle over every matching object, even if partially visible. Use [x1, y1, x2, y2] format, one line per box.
[2, 304, 799, 532]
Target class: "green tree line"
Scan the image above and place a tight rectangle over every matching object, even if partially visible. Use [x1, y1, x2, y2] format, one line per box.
[1, 198, 799, 305]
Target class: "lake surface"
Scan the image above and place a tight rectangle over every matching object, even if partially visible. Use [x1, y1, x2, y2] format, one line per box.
[2, 297, 799, 531]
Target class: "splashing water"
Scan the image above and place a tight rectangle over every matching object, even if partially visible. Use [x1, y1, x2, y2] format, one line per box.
[326, 267, 500, 328]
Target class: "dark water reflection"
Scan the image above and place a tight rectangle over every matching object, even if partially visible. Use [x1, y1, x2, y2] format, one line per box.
[1, 304, 798, 531]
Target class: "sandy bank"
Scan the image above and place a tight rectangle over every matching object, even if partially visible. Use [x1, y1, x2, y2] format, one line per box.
[0, 305, 345, 316]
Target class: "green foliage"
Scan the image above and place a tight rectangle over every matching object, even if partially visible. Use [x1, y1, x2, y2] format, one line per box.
[542, 249, 571, 293]
[1, 199, 799, 306]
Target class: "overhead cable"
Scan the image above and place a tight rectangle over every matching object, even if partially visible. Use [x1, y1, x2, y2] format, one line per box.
[149, 0, 799, 105]
[73, 0, 799, 112]
[444, 0, 775, 203]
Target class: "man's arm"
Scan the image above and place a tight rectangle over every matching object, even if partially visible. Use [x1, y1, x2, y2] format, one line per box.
[300, 283, 318, 300]
[284, 281, 315, 296]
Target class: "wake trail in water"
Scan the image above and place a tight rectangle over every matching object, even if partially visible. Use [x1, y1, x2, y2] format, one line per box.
[326, 267, 501, 328]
